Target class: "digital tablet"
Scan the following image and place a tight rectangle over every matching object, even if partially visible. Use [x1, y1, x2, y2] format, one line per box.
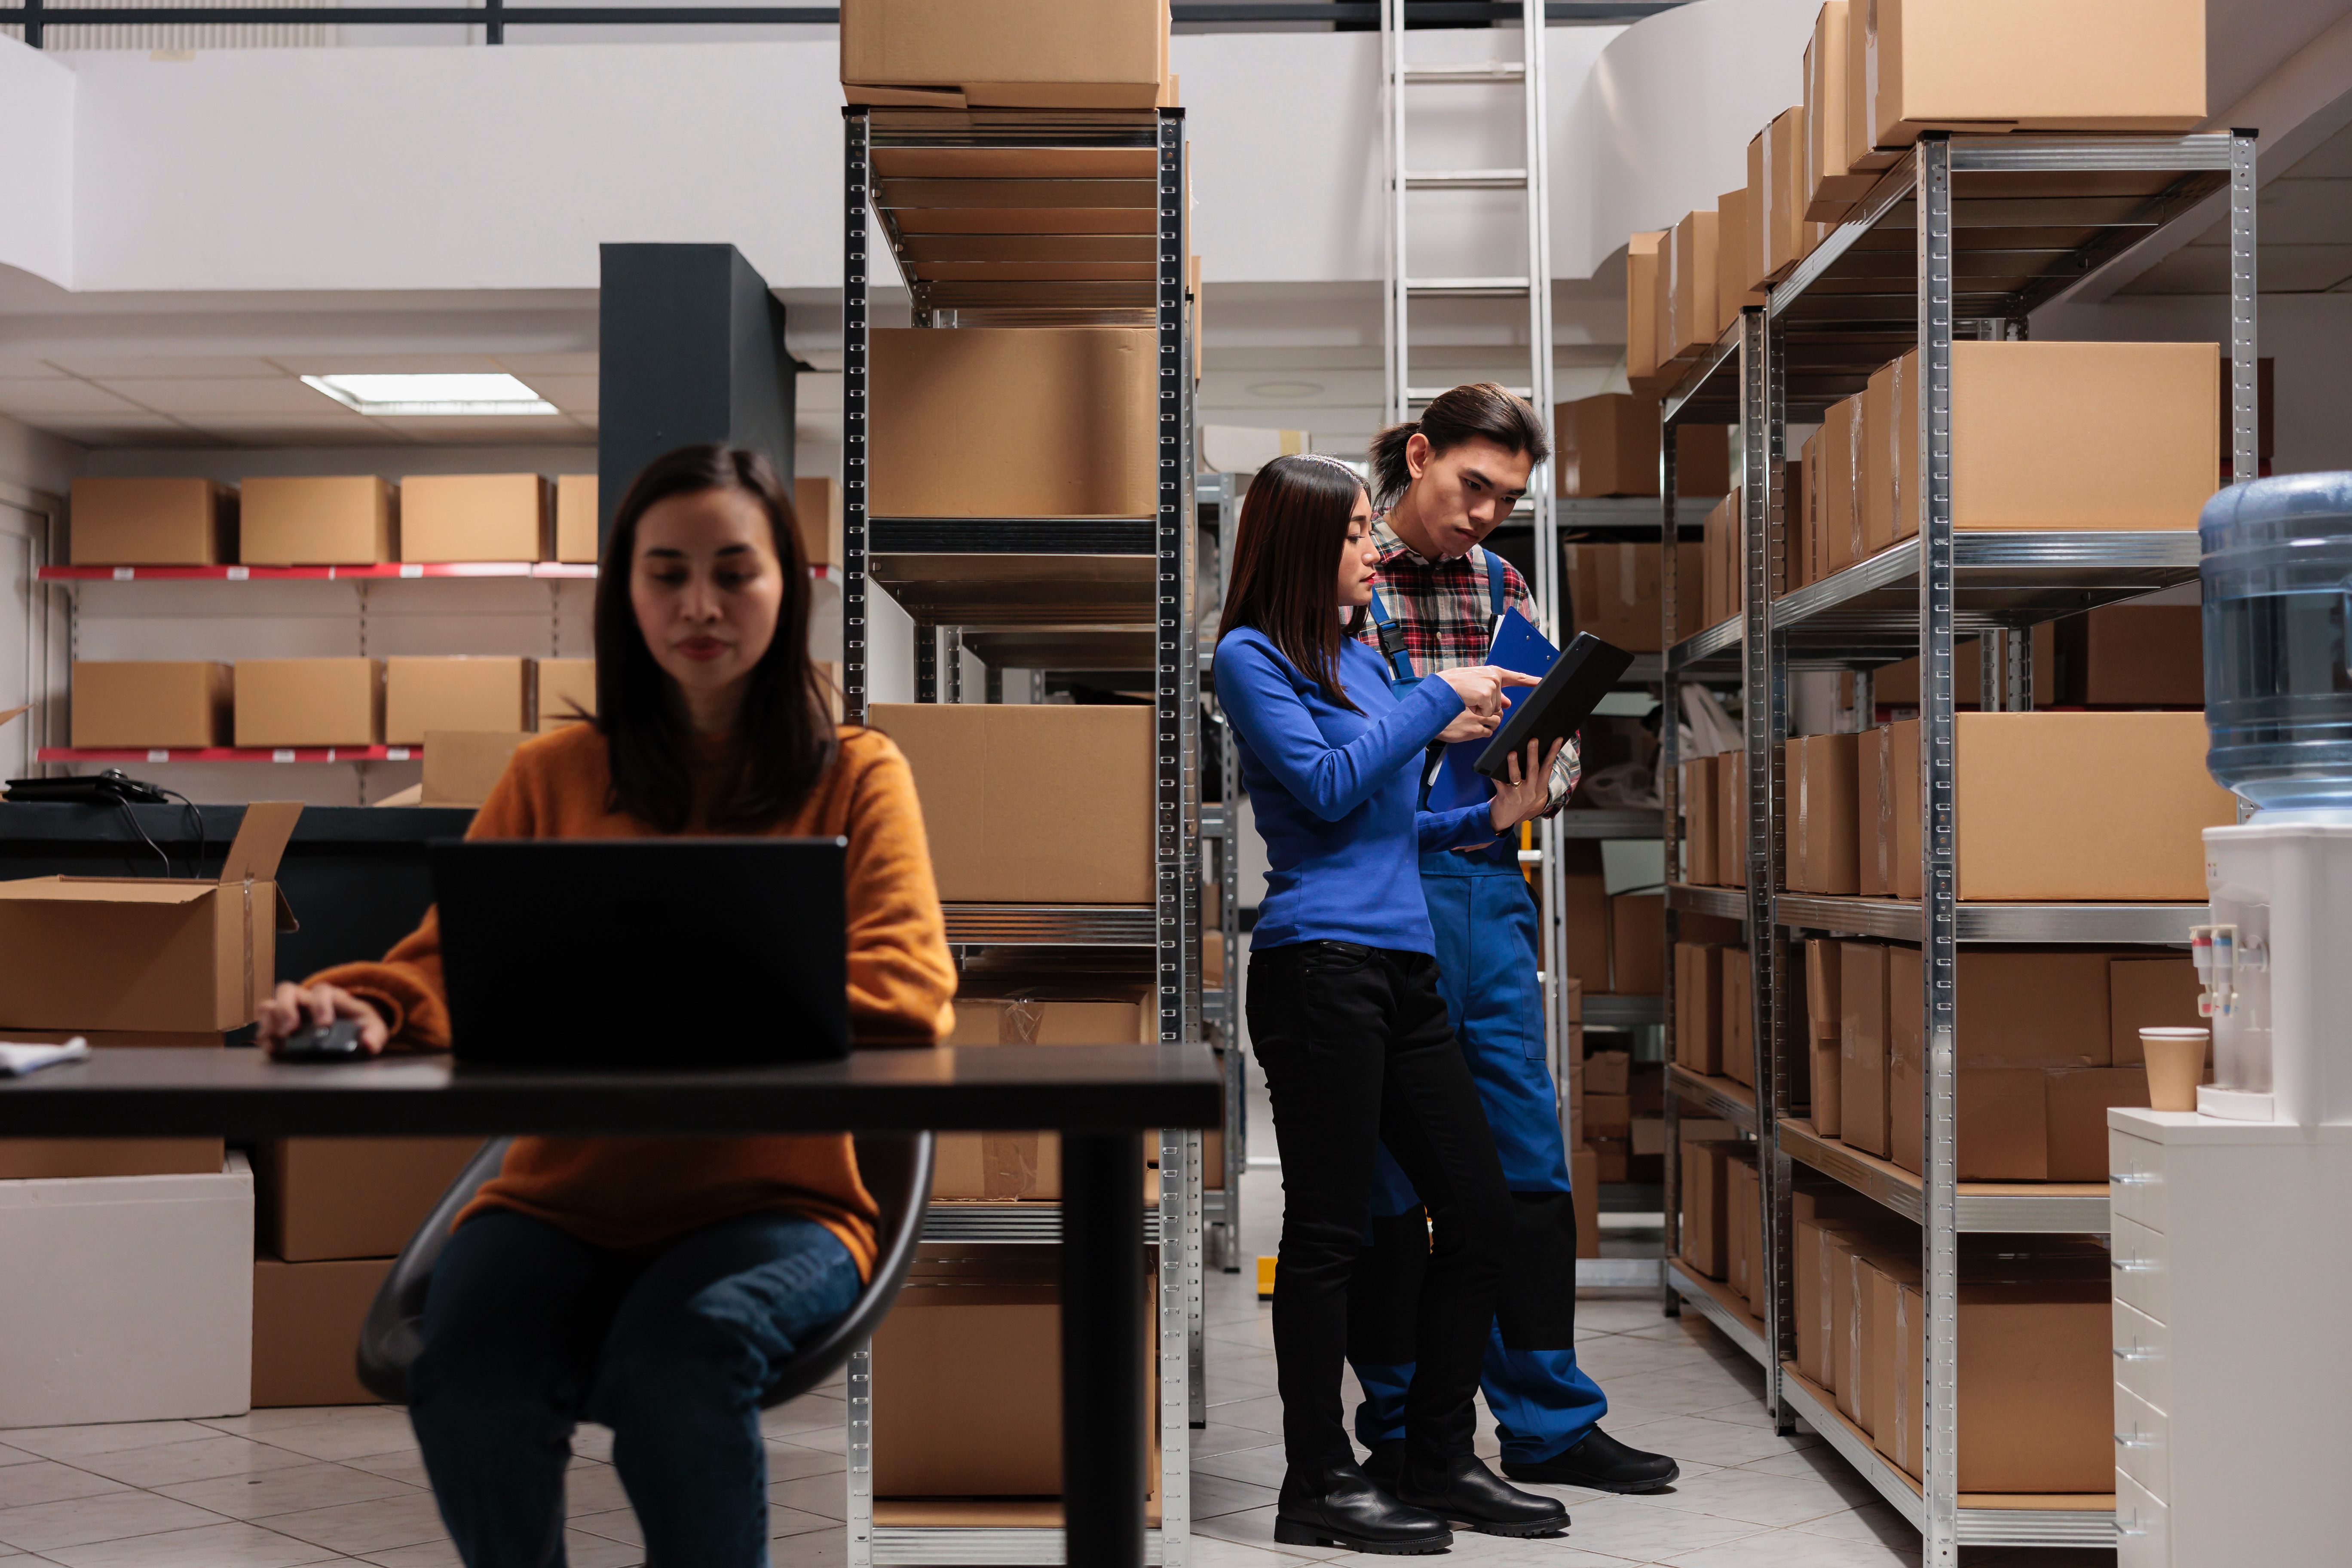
[1471, 632, 1635, 780]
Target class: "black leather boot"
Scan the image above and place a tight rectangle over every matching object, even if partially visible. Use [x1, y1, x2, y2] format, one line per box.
[1501, 1427, 1682, 1494]
[1274, 1462, 1454, 1556]
[1359, 1438, 1406, 1489]
[1394, 1452, 1569, 1538]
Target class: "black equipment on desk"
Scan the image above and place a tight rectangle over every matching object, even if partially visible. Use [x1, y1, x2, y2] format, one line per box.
[430, 837, 851, 1068]
[1472, 631, 1635, 780]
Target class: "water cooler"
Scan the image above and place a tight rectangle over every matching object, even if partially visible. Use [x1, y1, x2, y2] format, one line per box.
[2110, 474, 2352, 1568]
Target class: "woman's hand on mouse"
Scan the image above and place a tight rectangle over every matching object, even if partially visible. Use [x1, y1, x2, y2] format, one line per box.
[256, 982, 390, 1057]
[1488, 737, 1568, 834]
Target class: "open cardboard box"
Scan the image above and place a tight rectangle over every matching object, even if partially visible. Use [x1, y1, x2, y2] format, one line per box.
[0, 802, 300, 1032]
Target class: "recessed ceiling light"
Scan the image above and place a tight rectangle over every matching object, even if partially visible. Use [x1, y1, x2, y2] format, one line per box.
[1248, 381, 1324, 399]
[303, 373, 558, 416]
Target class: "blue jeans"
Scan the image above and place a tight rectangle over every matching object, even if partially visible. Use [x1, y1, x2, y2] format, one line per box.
[409, 1207, 861, 1568]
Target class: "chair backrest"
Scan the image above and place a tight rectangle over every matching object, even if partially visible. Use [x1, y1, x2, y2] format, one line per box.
[355, 1132, 935, 1409]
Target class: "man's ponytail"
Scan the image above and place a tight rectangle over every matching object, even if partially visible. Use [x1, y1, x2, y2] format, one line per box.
[1365, 383, 1553, 508]
[1368, 420, 1421, 508]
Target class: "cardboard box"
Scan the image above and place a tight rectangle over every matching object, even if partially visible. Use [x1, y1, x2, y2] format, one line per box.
[1668, 428, 1733, 501]
[384, 657, 530, 747]
[1556, 393, 1663, 499]
[878, 703, 1152, 903]
[794, 475, 845, 569]
[1863, 1252, 1923, 1449]
[1805, 1, 1874, 216]
[1795, 428, 1822, 586]
[255, 1137, 485, 1262]
[1891, 1281, 2117, 1492]
[1572, 1145, 1599, 1259]
[1721, 946, 1754, 1088]
[1767, 106, 1809, 279]
[1702, 493, 1733, 628]
[1861, 358, 1899, 554]
[0, 803, 299, 1032]
[1822, 1224, 1874, 1407]
[2044, 1066, 2150, 1181]
[1795, 732, 1860, 894]
[1947, 949, 2115, 1070]
[398, 475, 550, 563]
[1890, 342, 2219, 532]
[420, 731, 529, 808]
[0, 1158, 254, 1427]
[0, 1136, 225, 1181]
[70, 478, 236, 565]
[1610, 891, 1666, 995]
[234, 659, 382, 748]
[1856, 722, 1889, 896]
[1877, 714, 2231, 901]
[1585, 1049, 1630, 1096]
[1864, 0, 2203, 152]
[1715, 187, 1766, 325]
[2054, 604, 2204, 707]
[841, 0, 1170, 110]
[1680, 1137, 1733, 1279]
[1819, 393, 1861, 575]
[1795, 1216, 1831, 1381]
[871, 329, 1156, 518]
[72, 661, 232, 749]
[1565, 542, 1705, 652]
[1584, 1092, 1632, 1138]
[2110, 956, 2203, 1065]
[1560, 840, 1611, 992]
[1716, 747, 1744, 887]
[1726, 1148, 1761, 1308]
[1667, 209, 1721, 361]
[536, 657, 596, 730]
[1840, 941, 1890, 1156]
[871, 1245, 1158, 1498]
[1806, 938, 1844, 1135]
[239, 475, 395, 565]
[251, 1255, 393, 1407]
[935, 994, 1152, 1200]
[1675, 942, 1724, 1076]
[1625, 232, 1668, 385]
[554, 474, 599, 564]
[1682, 756, 1719, 886]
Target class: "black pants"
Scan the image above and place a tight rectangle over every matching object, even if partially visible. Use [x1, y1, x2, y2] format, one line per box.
[1247, 940, 1513, 1472]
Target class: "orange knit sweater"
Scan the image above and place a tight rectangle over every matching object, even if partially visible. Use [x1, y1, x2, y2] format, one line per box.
[309, 721, 957, 1277]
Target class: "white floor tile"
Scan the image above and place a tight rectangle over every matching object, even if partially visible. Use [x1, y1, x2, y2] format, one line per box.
[764, 1473, 845, 1522]
[1600, 1415, 1821, 1471]
[153, 1461, 420, 1521]
[1615, 1465, 1875, 1530]
[32, 1520, 347, 1568]
[763, 1440, 846, 1483]
[1657, 1521, 1917, 1567]
[201, 1410, 419, 1465]
[1193, 1470, 1281, 1520]
[1536, 1498, 1764, 1561]
[0, 1424, 224, 1462]
[0, 1490, 231, 1553]
[1190, 1442, 1288, 1491]
[0, 1463, 129, 1511]
[62, 1437, 317, 1491]
[254, 1491, 451, 1556]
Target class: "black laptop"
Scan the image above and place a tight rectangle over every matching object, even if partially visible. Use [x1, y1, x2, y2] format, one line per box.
[431, 838, 851, 1068]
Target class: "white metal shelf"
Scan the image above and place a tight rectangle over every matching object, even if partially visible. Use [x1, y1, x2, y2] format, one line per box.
[1664, 613, 1743, 675]
[941, 905, 1158, 946]
[1777, 1118, 2110, 1234]
[1666, 882, 1747, 922]
[1776, 895, 2203, 946]
[1668, 1066, 1756, 1133]
[1580, 992, 1664, 1029]
[923, 1203, 1167, 1245]
[1553, 809, 1663, 839]
[872, 1526, 1168, 1565]
[1666, 1258, 1767, 1370]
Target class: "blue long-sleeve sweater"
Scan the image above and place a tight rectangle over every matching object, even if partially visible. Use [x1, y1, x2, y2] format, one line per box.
[1215, 628, 1497, 955]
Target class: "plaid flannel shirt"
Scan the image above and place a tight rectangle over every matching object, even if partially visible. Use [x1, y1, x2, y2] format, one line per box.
[1355, 519, 1583, 810]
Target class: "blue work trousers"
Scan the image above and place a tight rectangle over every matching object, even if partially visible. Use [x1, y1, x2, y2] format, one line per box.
[1347, 852, 1609, 1465]
[409, 1207, 861, 1568]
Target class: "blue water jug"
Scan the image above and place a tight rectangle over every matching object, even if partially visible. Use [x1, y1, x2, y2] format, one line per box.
[2201, 472, 2352, 810]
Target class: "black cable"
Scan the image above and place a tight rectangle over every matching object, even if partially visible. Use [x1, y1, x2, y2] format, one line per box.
[158, 788, 206, 876]
[113, 796, 172, 877]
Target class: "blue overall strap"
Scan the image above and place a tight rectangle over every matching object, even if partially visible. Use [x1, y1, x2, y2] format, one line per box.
[1365, 587, 1418, 686]
[1479, 545, 1510, 623]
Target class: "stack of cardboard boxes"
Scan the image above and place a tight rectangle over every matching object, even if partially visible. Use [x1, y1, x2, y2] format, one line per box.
[0, 806, 301, 1424]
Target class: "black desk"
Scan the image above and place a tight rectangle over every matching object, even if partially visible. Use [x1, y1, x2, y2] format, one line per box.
[0, 1043, 1219, 1567]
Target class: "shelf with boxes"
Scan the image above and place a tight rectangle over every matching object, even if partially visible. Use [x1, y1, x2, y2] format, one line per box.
[42, 561, 604, 582]
[839, 83, 1201, 1563]
[1640, 0, 2245, 1553]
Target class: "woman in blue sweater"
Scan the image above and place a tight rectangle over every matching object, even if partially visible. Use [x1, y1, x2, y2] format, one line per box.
[1214, 453, 1568, 1553]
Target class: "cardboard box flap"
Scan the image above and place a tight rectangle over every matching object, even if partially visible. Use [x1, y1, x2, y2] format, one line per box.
[0, 877, 217, 906]
[219, 802, 302, 887]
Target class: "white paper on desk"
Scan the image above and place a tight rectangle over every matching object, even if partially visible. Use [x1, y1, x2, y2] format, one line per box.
[0, 1038, 89, 1077]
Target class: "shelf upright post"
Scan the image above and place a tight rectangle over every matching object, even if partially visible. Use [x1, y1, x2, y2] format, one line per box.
[914, 622, 937, 704]
[1152, 104, 1197, 1564]
[840, 107, 876, 1568]
[1213, 475, 1246, 1269]
[842, 107, 872, 728]
[1736, 303, 1788, 1421]
[2230, 129, 2259, 487]
[1914, 132, 1962, 1568]
[1657, 415, 1682, 1318]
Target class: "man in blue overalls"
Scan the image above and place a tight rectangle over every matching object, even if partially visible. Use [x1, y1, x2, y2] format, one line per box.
[1346, 385, 1679, 1494]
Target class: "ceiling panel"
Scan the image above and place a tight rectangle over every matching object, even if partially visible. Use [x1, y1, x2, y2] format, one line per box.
[493, 352, 599, 376]
[36, 414, 207, 445]
[92, 377, 364, 417]
[368, 414, 591, 445]
[2251, 179, 2352, 245]
[0, 379, 155, 416]
[520, 374, 597, 413]
[176, 417, 414, 447]
[262, 353, 509, 376]
[0, 361, 68, 380]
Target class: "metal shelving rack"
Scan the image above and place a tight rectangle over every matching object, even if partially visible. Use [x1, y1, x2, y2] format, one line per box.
[838, 102, 1199, 1568]
[1197, 472, 1245, 1274]
[1653, 129, 2256, 1562]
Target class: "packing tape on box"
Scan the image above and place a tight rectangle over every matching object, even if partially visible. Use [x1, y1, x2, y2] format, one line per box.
[1847, 396, 1866, 560]
[987, 996, 1045, 1196]
[1618, 547, 1638, 606]
[995, 998, 1043, 1045]
[1888, 355, 1906, 529]
[242, 876, 256, 1024]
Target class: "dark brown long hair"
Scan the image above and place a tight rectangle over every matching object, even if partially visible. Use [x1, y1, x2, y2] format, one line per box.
[1367, 382, 1552, 507]
[593, 444, 835, 833]
[1215, 454, 1369, 714]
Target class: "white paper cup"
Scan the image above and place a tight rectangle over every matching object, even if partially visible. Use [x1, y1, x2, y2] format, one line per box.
[2141, 1027, 2210, 1112]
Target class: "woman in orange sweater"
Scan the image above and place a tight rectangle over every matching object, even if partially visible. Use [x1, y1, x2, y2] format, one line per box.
[253, 445, 956, 1568]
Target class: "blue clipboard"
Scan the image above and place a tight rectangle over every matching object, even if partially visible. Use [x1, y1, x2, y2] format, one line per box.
[1424, 609, 1558, 812]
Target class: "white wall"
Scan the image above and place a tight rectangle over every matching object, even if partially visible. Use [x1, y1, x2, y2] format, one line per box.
[0, 42, 74, 292]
